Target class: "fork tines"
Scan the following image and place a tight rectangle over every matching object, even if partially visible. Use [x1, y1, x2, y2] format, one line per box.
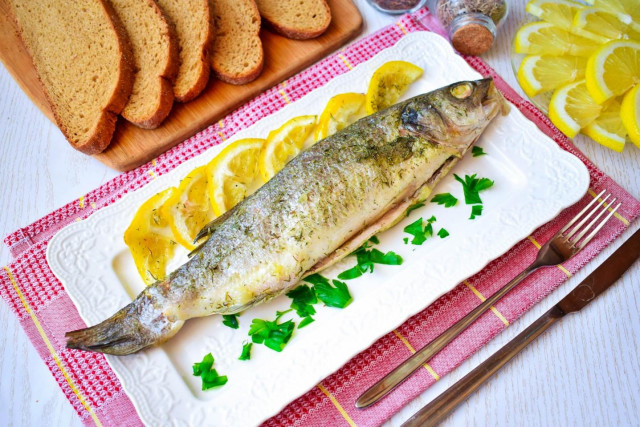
[560, 189, 622, 249]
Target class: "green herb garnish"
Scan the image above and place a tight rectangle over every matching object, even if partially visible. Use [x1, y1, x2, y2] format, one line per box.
[431, 193, 458, 208]
[368, 235, 380, 244]
[192, 353, 228, 390]
[337, 244, 403, 280]
[469, 205, 483, 220]
[472, 146, 487, 157]
[298, 316, 315, 328]
[437, 228, 450, 238]
[454, 174, 494, 205]
[406, 202, 425, 216]
[286, 285, 317, 318]
[239, 342, 252, 361]
[222, 314, 239, 329]
[248, 316, 296, 352]
[312, 278, 353, 308]
[403, 216, 436, 245]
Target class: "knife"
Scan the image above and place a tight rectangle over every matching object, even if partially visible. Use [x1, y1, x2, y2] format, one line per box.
[401, 227, 640, 427]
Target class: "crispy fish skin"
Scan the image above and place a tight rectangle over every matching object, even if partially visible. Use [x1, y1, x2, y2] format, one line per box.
[66, 78, 507, 355]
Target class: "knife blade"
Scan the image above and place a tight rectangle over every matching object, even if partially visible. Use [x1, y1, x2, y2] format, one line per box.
[401, 227, 640, 427]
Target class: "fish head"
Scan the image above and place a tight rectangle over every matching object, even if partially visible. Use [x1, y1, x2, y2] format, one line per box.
[400, 78, 508, 154]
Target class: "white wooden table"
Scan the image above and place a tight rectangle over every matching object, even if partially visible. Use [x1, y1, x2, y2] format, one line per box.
[1, 1, 638, 425]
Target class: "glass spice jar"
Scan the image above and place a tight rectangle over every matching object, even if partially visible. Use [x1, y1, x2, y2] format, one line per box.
[366, 0, 428, 15]
[427, 0, 508, 55]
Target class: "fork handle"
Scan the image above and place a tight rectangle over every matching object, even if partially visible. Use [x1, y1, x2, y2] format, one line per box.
[355, 262, 541, 409]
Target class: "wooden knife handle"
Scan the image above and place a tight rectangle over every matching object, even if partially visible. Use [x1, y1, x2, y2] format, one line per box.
[401, 305, 565, 427]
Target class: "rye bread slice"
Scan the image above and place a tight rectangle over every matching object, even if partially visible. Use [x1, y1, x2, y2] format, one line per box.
[254, 0, 331, 40]
[108, 0, 179, 129]
[209, 0, 264, 85]
[9, 0, 133, 154]
[155, 0, 212, 102]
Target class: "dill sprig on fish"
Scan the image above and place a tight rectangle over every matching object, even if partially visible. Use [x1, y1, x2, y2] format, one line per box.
[65, 79, 507, 355]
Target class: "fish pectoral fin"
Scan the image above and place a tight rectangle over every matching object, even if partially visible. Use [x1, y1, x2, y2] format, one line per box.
[193, 207, 235, 244]
[188, 241, 206, 258]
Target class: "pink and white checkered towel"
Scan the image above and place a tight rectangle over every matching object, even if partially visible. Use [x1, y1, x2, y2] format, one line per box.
[2, 9, 639, 427]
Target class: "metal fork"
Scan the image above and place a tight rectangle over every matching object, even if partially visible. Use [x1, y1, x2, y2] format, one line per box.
[355, 189, 622, 408]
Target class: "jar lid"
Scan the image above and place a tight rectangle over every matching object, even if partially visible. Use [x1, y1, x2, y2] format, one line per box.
[451, 23, 494, 56]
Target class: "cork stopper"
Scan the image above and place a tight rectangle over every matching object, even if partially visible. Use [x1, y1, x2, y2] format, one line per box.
[451, 23, 494, 56]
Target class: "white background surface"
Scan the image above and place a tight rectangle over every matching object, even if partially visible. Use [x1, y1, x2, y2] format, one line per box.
[0, 1, 638, 426]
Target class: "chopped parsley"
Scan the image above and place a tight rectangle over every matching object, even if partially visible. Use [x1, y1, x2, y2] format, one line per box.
[403, 215, 436, 245]
[286, 284, 317, 318]
[454, 174, 494, 205]
[368, 235, 380, 244]
[304, 274, 353, 308]
[406, 202, 425, 216]
[469, 205, 483, 220]
[298, 316, 315, 328]
[472, 146, 487, 157]
[248, 315, 296, 352]
[337, 241, 403, 280]
[222, 314, 239, 329]
[431, 193, 458, 208]
[192, 353, 228, 390]
[239, 342, 252, 361]
[437, 228, 450, 238]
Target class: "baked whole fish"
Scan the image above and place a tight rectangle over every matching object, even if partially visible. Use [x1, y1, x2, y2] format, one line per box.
[66, 78, 507, 355]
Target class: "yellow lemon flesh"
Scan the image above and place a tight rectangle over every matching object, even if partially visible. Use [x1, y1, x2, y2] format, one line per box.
[208, 138, 265, 216]
[549, 80, 602, 138]
[515, 22, 599, 56]
[592, 0, 640, 22]
[620, 83, 640, 147]
[585, 40, 640, 104]
[124, 187, 178, 285]
[315, 92, 366, 141]
[583, 98, 626, 151]
[162, 165, 215, 250]
[525, 0, 607, 43]
[573, 7, 640, 41]
[365, 61, 423, 114]
[258, 115, 316, 182]
[518, 54, 587, 97]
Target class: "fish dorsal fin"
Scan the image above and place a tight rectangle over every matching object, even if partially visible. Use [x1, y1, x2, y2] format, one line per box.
[193, 207, 236, 244]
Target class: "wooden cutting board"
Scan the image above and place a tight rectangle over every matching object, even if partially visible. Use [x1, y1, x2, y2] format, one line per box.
[0, 0, 362, 171]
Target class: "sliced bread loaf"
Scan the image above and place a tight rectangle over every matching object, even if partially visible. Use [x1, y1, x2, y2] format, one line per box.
[9, 0, 133, 154]
[254, 0, 331, 40]
[108, 0, 179, 129]
[209, 0, 264, 85]
[155, 0, 212, 102]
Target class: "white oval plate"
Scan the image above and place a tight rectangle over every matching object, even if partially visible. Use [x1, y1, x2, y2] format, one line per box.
[48, 32, 589, 426]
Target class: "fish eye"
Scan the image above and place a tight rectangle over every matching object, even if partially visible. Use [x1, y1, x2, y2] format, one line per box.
[450, 82, 473, 99]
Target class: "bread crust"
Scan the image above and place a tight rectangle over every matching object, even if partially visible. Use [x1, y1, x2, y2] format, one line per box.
[9, 0, 134, 155]
[116, 0, 180, 129]
[257, 0, 331, 40]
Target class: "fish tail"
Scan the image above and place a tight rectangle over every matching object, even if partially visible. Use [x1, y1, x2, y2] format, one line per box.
[66, 288, 183, 355]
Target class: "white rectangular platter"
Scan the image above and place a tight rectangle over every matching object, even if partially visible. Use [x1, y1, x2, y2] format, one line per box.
[47, 32, 589, 426]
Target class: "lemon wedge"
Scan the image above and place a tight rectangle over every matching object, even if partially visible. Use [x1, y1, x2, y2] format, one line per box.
[258, 115, 316, 182]
[620, 83, 640, 147]
[208, 138, 265, 216]
[549, 80, 602, 138]
[515, 22, 599, 56]
[585, 40, 640, 104]
[124, 187, 178, 285]
[315, 93, 366, 141]
[573, 7, 640, 41]
[365, 61, 423, 114]
[161, 165, 215, 250]
[583, 98, 626, 151]
[517, 55, 587, 97]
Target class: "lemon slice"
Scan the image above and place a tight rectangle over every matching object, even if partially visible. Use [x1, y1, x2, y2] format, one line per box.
[124, 187, 178, 285]
[592, 0, 640, 22]
[162, 165, 215, 250]
[620, 83, 640, 147]
[583, 98, 626, 151]
[365, 61, 423, 114]
[573, 8, 640, 41]
[208, 138, 265, 216]
[585, 40, 640, 104]
[315, 93, 366, 141]
[549, 80, 602, 138]
[517, 55, 587, 97]
[258, 115, 316, 182]
[525, 0, 584, 30]
[515, 22, 599, 56]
